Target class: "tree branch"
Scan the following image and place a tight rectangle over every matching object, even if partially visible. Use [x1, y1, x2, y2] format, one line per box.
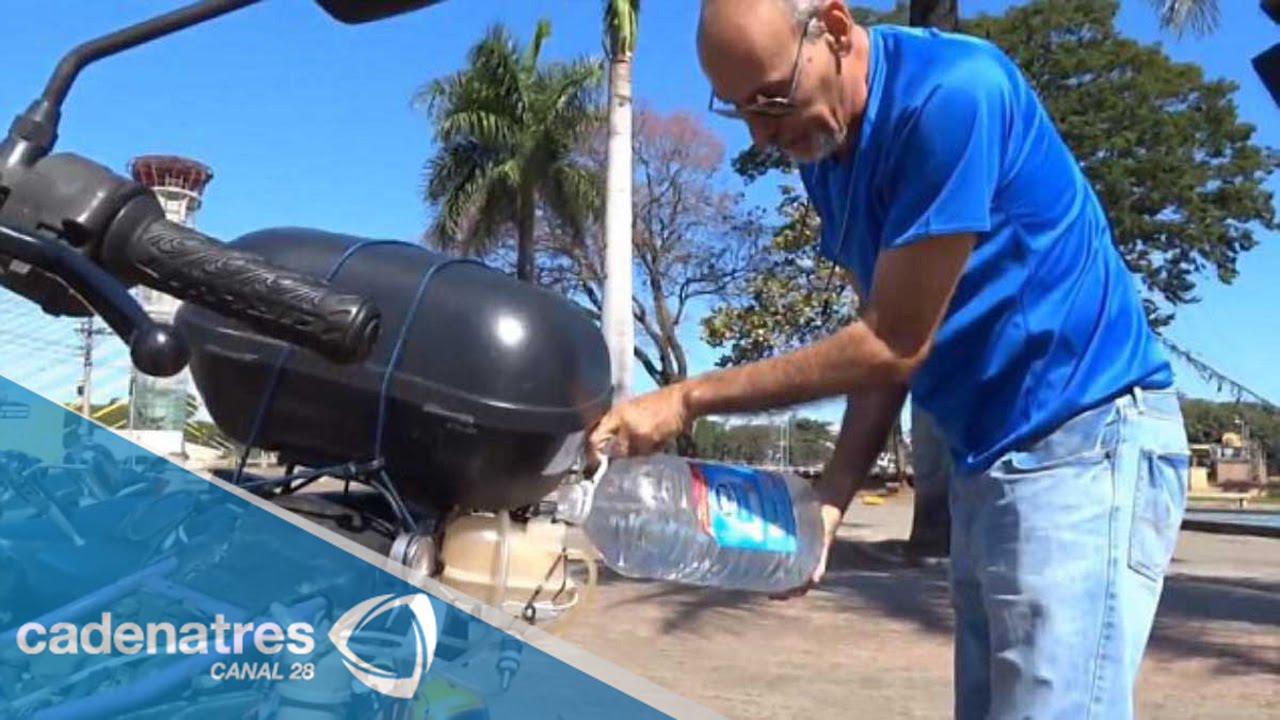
[634, 344, 667, 387]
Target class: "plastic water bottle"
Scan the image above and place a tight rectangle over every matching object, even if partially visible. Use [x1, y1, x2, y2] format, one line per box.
[557, 455, 827, 593]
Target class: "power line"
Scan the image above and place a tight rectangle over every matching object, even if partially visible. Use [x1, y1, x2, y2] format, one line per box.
[1160, 336, 1278, 410]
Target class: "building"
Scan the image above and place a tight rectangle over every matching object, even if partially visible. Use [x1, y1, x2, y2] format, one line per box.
[118, 155, 214, 461]
[1189, 430, 1269, 495]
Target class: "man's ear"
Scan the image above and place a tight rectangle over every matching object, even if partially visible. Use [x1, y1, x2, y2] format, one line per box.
[818, 0, 855, 55]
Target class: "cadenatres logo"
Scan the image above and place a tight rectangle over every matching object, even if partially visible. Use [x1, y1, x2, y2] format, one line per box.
[328, 593, 438, 699]
[14, 592, 439, 699]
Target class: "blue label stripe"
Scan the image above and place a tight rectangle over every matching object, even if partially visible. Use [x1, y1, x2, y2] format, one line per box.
[695, 463, 798, 555]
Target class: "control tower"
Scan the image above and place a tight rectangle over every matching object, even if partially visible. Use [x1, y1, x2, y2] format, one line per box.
[125, 155, 214, 459]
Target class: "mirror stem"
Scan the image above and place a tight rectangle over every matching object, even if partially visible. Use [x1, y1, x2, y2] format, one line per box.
[6, 0, 264, 164]
[43, 0, 264, 107]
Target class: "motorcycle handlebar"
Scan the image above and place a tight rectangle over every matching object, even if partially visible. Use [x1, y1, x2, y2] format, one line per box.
[113, 215, 381, 364]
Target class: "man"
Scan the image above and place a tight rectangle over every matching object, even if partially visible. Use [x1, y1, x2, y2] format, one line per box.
[587, 1, 1191, 718]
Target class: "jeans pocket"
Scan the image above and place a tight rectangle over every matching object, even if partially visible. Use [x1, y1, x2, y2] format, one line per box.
[1128, 450, 1189, 583]
[993, 402, 1121, 479]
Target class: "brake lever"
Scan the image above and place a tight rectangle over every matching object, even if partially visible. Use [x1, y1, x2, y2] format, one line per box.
[0, 224, 188, 377]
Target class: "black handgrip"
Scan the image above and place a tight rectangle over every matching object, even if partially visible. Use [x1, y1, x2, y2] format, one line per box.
[119, 217, 380, 364]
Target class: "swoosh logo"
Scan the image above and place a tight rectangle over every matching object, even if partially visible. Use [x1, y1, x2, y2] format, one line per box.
[328, 593, 438, 699]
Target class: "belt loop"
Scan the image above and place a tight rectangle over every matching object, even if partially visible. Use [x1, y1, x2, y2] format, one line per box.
[1132, 385, 1145, 414]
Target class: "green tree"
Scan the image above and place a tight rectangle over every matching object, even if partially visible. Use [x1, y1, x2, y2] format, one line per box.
[966, 0, 1277, 329]
[714, 422, 778, 464]
[415, 20, 604, 282]
[692, 418, 732, 459]
[789, 417, 838, 467]
[701, 183, 855, 365]
[692, 415, 835, 466]
[1180, 398, 1279, 474]
[1180, 398, 1238, 443]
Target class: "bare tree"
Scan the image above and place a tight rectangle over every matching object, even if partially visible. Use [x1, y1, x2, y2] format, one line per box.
[533, 109, 768, 450]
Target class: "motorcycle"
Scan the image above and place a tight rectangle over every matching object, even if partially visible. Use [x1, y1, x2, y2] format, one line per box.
[0, 0, 610, 716]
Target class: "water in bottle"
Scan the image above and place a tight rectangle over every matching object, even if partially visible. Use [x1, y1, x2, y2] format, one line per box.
[560, 455, 827, 594]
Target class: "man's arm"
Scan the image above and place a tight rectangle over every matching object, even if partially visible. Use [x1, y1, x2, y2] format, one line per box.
[681, 231, 973, 419]
[590, 64, 1002, 460]
[767, 383, 907, 598]
[815, 384, 909, 522]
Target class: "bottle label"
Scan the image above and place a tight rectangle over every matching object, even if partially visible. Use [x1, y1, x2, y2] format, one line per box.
[689, 462, 798, 555]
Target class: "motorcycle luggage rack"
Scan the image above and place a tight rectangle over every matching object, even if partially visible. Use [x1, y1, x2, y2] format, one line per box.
[214, 457, 420, 536]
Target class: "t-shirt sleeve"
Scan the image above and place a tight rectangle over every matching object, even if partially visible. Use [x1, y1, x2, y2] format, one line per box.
[879, 55, 1010, 251]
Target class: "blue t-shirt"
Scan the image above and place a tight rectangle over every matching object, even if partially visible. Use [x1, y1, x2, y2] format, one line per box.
[798, 25, 1173, 475]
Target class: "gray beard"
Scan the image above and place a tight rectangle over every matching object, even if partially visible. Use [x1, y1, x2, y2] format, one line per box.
[784, 127, 847, 163]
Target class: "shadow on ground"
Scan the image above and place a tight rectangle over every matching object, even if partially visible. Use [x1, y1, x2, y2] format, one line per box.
[1148, 573, 1280, 676]
[595, 537, 953, 635]
[594, 537, 1280, 676]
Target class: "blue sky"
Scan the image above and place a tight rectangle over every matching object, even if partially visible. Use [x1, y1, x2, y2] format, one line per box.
[1, 0, 1276, 428]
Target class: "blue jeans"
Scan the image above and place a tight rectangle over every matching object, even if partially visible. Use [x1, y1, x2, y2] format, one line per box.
[949, 387, 1190, 720]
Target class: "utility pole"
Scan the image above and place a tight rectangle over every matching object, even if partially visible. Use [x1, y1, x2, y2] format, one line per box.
[77, 318, 94, 416]
[783, 412, 793, 468]
[75, 317, 108, 418]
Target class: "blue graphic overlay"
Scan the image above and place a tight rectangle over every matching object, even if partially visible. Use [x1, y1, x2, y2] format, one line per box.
[0, 375, 681, 719]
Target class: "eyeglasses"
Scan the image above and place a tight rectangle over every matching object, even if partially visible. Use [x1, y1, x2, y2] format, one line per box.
[708, 17, 817, 120]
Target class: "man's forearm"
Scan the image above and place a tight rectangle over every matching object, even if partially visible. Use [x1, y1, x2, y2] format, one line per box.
[682, 321, 910, 419]
[814, 384, 909, 516]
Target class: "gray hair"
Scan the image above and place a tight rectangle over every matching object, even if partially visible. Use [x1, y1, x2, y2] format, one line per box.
[776, 0, 827, 35]
[699, 0, 827, 38]
[777, 0, 821, 22]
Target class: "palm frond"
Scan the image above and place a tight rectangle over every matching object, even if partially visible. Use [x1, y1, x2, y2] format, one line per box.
[526, 18, 553, 72]
[531, 59, 605, 147]
[603, 0, 641, 59]
[435, 110, 519, 149]
[541, 163, 602, 243]
[429, 160, 518, 255]
[1146, 0, 1220, 37]
[422, 145, 491, 207]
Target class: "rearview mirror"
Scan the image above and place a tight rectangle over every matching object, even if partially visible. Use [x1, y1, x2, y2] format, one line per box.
[1258, 1, 1280, 108]
[314, 0, 445, 24]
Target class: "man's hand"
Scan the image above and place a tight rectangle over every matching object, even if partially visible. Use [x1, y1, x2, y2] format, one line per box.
[588, 383, 693, 459]
[769, 503, 845, 600]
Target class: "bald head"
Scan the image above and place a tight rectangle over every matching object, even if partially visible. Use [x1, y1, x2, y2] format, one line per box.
[699, 0, 820, 35]
[696, 0, 868, 163]
[697, 0, 809, 103]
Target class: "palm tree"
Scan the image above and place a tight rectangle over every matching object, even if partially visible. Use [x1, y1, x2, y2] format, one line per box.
[415, 20, 603, 282]
[1145, 0, 1220, 37]
[601, 0, 641, 400]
